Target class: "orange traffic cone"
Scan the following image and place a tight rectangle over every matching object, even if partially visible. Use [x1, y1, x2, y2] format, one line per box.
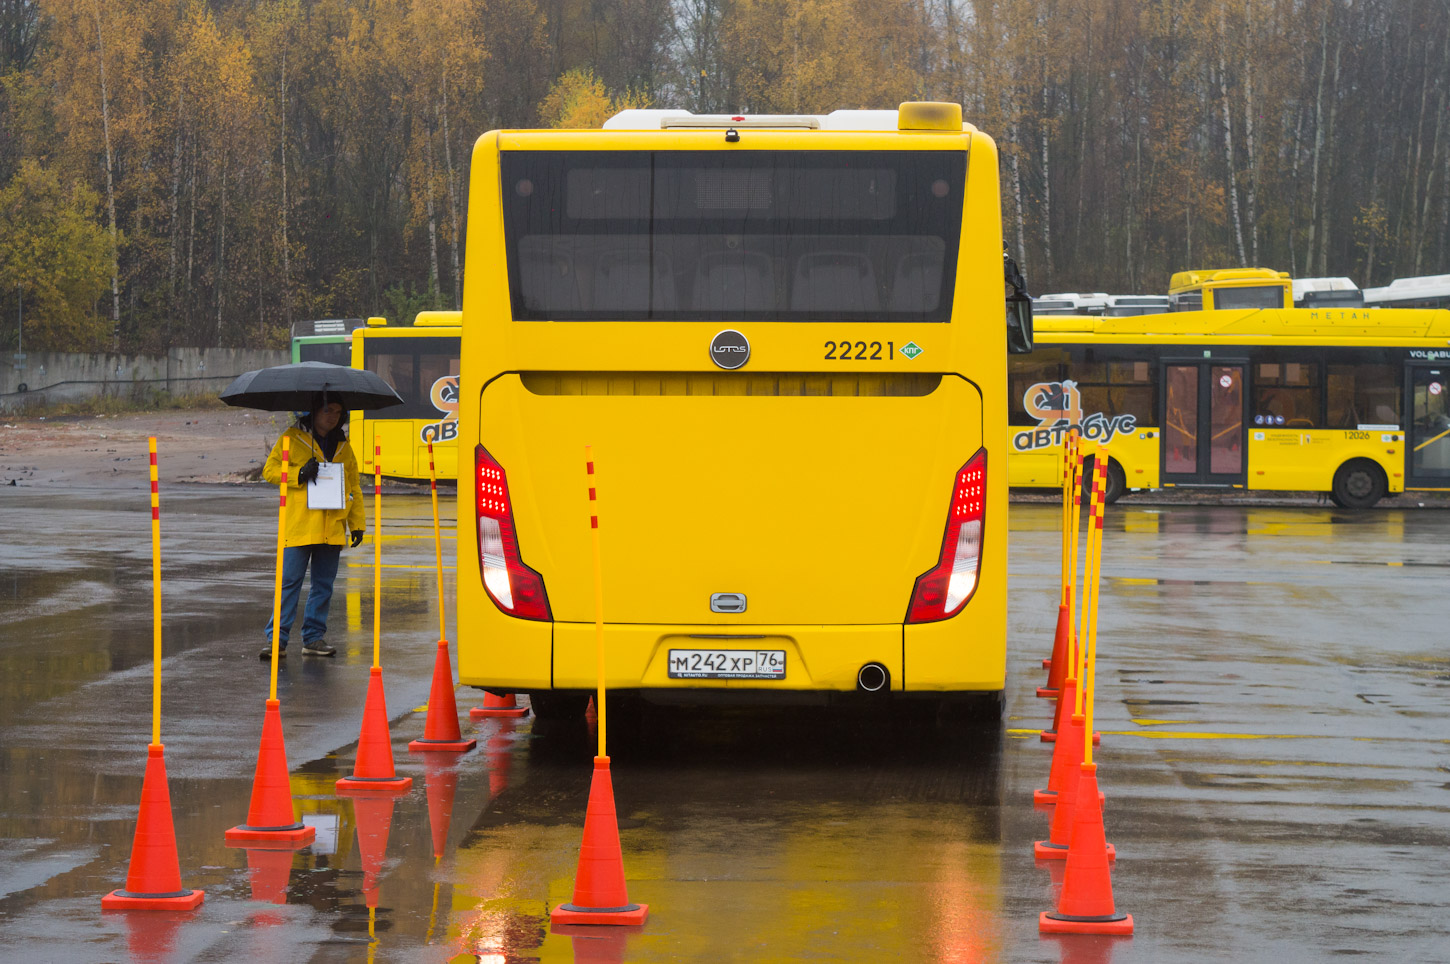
[1040, 763, 1134, 935]
[226, 700, 316, 844]
[103, 744, 205, 910]
[550, 757, 649, 926]
[1035, 680, 1083, 806]
[423, 756, 459, 860]
[470, 691, 529, 719]
[1041, 675, 1101, 747]
[411, 642, 477, 753]
[337, 667, 413, 793]
[1035, 714, 1114, 860]
[350, 792, 398, 909]
[1039, 602, 1072, 697]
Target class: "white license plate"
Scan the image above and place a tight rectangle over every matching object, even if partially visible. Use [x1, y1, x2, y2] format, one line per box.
[667, 649, 786, 680]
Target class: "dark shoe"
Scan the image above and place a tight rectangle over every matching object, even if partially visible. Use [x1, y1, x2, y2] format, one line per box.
[301, 641, 336, 657]
[261, 647, 286, 660]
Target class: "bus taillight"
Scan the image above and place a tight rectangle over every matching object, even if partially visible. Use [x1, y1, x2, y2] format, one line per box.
[906, 450, 986, 623]
[475, 445, 551, 621]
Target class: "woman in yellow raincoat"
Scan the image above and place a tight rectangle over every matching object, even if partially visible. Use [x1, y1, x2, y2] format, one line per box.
[261, 393, 365, 658]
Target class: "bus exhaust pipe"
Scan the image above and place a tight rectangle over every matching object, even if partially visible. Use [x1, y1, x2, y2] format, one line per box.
[857, 663, 889, 693]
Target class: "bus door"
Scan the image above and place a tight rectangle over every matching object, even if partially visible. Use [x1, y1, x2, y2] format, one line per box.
[1159, 360, 1247, 486]
[1405, 363, 1450, 487]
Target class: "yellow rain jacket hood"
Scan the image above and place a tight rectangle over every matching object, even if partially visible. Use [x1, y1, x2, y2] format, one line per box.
[263, 426, 365, 547]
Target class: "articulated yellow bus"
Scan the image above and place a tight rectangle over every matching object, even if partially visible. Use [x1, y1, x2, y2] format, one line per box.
[456, 103, 1032, 720]
[351, 312, 462, 482]
[1008, 306, 1450, 508]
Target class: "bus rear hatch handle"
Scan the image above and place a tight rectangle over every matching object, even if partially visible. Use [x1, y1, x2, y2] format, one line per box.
[710, 593, 747, 614]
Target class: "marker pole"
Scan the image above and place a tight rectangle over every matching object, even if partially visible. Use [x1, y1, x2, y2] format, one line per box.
[1060, 434, 1073, 610]
[1067, 440, 1085, 685]
[426, 441, 446, 642]
[373, 442, 382, 670]
[148, 438, 162, 744]
[1082, 449, 1108, 765]
[269, 440, 289, 702]
[586, 446, 606, 758]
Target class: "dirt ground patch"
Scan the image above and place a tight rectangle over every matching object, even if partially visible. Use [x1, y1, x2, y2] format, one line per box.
[0, 407, 288, 486]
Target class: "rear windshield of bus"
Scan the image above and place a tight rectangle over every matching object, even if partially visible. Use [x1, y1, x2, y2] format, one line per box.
[361, 337, 460, 418]
[297, 339, 352, 367]
[500, 150, 966, 322]
[1212, 285, 1285, 310]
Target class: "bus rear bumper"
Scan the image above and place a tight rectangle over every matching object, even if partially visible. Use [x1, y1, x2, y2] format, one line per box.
[540, 621, 1003, 694]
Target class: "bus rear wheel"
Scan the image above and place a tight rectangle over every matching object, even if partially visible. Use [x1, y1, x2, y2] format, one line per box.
[1082, 455, 1127, 505]
[1330, 459, 1386, 509]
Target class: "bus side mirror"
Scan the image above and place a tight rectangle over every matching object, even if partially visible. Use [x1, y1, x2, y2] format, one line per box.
[1007, 295, 1034, 354]
[1003, 252, 1034, 354]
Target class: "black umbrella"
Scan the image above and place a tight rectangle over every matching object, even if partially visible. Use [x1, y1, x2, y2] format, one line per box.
[219, 361, 404, 412]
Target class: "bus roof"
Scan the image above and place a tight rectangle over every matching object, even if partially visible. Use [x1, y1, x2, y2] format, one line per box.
[1031, 306, 1450, 341]
[603, 103, 969, 133]
[1363, 273, 1450, 304]
[1168, 267, 1289, 293]
[414, 311, 462, 327]
[1291, 277, 1360, 299]
[290, 318, 364, 338]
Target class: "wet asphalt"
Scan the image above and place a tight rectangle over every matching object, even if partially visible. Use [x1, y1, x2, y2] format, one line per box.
[0, 483, 1447, 963]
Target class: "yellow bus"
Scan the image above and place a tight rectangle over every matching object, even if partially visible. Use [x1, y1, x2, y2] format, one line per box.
[1007, 306, 1450, 508]
[1168, 267, 1291, 312]
[351, 311, 462, 481]
[456, 103, 1032, 720]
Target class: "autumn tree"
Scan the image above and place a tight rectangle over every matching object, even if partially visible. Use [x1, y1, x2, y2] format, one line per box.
[0, 160, 112, 350]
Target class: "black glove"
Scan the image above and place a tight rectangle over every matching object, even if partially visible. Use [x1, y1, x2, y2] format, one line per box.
[296, 458, 320, 486]
[350, 530, 365, 547]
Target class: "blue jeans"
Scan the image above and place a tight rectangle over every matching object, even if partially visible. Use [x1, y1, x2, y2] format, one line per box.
[264, 545, 342, 648]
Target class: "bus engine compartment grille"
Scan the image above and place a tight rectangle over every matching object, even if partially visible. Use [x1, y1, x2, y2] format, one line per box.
[520, 372, 942, 397]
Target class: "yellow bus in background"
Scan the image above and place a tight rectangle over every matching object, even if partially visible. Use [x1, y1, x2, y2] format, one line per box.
[1169, 267, 1292, 312]
[1008, 307, 1450, 508]
[456, 103, 1033, 720]
[351, 311, 462, 482]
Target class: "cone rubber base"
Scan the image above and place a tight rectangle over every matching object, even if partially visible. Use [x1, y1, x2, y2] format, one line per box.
[1034, 788, 1105, 806]
[102, 889, 205, 911]
[1039, 911, 1134, 935]
[1041, 729, 1101, 745]
[1034, 840, 1116, 861]
[408, 737, 477, 753]
[336, 776, 412, 794]
[224, 837, 313, 853]
[470, 705, 528, 719]
[225, 823, 315, 844]
[550, 902, 649, 926]
[1036, 686, 1059, 699]
[1042, 658, 1052, 669]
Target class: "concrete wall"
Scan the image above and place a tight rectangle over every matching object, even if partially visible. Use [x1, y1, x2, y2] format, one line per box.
[0, 348, 288, 411]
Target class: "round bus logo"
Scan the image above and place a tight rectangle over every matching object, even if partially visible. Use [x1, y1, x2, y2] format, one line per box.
[710, 329, 750, 370]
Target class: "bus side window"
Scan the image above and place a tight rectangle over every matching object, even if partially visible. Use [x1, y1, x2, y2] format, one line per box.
[1254, 361, 1320, 428]
[1327, 364, 1399, 428]
[1008, 354, 1068, 425]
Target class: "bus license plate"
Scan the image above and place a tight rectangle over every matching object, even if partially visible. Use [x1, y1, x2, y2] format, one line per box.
[667, 649, 786, 680]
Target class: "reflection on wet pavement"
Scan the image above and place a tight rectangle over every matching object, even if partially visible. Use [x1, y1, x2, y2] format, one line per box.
[0, 488, 1447, 962]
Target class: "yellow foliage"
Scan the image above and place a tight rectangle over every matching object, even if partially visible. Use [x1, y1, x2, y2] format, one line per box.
[0, 161, 113, 351]
[724, 0, 923, 114]
[538, 68, 649, 129]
